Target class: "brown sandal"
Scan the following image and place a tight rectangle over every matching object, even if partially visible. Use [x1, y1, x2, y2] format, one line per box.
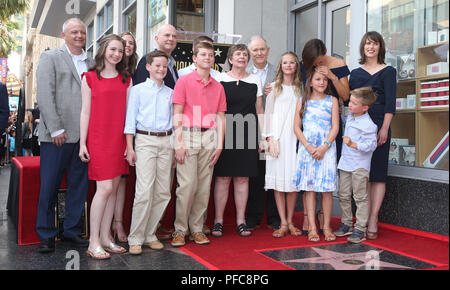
[288, 223, 302, 236]
[272, 224, 288, 238]
[307, 229, 320, 242]
[323, 228, 336, 242]
[367, 231, 378, 239]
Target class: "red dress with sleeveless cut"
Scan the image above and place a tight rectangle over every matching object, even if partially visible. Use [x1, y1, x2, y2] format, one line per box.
[82, 71, 130, 181]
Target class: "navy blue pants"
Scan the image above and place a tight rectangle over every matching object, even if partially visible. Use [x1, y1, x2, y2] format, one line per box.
[36, 142, 88, 240]
[246, 159, 280, 226]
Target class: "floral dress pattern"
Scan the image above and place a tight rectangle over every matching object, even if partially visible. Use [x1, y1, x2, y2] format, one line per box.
[293, 95, 337, 192]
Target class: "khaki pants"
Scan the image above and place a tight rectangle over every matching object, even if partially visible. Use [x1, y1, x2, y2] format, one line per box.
[128, 134, 174, 245]
[338, 168, 369, 232]
[174, 129, 217, 235]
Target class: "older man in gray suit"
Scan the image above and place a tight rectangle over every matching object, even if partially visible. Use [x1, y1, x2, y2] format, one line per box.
[35, 18, 94, 253]
[246, 36, 280, 231]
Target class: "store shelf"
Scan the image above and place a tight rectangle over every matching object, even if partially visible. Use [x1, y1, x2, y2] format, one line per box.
[418, 106, 449, 113]
[416, 41, 448, 78]
[396, 109, 417, 114]
[391, 113, 415, 145]
[418, 73, 449, 81]
[417, 111, 449, 169]
[418, 41, 449, 50]
[390, 41, 449, 172]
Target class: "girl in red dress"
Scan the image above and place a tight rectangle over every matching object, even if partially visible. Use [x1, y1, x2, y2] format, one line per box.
[80, 34, 131, 259]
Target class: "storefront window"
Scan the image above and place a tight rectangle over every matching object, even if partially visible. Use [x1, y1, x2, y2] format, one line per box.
[295, 5, 318, 57]
[87, 22, 94, 58]
[124, 0, 135, 8]
[97, 0, 114, 43]
[368, 0, 449, 171]
[175, 0, 204, 32]
[123, 0, 137, 35]
[147, 0, 169, 51]
[106, 2, 114, 28]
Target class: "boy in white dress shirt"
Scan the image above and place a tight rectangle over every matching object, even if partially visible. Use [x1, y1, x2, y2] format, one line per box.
[124, 50, 174, 254]
[334, 87, 378, 243]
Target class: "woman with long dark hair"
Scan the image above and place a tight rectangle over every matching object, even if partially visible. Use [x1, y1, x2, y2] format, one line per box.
[120, 32, 138, 83]
[111, 32, 139, 244]
[300, 39, 350, 234]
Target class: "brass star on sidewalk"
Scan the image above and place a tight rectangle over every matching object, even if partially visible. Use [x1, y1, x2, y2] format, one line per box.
[282, 247, 412, 270]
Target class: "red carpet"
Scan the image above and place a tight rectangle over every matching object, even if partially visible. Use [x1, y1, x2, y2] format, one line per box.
[11, 156, 449, 270]
[179, 212, 449, 270]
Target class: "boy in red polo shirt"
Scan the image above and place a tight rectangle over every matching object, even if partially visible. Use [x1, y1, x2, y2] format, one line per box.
[171, 42, 227, 247]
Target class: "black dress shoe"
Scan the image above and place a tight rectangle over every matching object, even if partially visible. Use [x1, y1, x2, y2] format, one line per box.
[61, 235, 89, 247]
[38, 238, 55, 253]
[246, 222, 260, 231]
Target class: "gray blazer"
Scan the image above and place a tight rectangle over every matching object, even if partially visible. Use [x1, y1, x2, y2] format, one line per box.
[246, 61, 276, 107]
[36, 45, 94, 143]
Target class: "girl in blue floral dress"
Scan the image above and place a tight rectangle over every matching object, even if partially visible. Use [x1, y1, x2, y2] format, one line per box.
[293, 70, 339, 242]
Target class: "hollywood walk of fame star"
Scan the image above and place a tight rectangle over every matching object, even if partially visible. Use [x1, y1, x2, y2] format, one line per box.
[164, 245, 189, 256]
[215, 48, 222, 57]
[282, 247, 412, 270]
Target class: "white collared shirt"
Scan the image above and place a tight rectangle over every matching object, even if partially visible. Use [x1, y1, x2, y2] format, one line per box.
[338, 112, 378, 172]
[178, 63, 221, 81]
[252, 63, 269, 86]
[65, 44, 88, 80]
[52, 45, 88, 138]
[124, 78, 173, 134]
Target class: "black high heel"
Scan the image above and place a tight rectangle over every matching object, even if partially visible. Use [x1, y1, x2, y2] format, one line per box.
[302, 214, 308, 236]
[316, 211, 324, 235]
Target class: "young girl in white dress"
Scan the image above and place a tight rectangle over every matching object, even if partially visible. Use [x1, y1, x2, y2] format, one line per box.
[264, 52, 302, 238]
[293, 70, 339, 242]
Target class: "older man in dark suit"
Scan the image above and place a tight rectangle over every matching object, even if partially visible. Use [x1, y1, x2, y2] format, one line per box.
[246, 36, 280, 231]
[35, 18, 95, 253]
[134, 24, 179, 88]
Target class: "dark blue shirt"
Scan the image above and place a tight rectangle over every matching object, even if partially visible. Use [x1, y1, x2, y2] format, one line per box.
[349, 66, 397, 120]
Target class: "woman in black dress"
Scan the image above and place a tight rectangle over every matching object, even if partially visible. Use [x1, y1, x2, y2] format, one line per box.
[349, 31, 396, 240]
[300, 39, 351, 235]
[212, 44, 264, 238]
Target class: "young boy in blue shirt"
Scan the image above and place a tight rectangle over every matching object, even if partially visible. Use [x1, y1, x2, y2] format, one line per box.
[334, 87, 378, 243]
[124, 50, 174, 254]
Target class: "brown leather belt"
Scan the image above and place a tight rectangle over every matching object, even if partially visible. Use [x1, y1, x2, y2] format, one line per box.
[136, 129, 172, 136]
[182, 127, 210, 132]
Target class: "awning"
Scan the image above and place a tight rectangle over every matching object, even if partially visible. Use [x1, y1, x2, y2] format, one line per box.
[30, 0, 96, 37]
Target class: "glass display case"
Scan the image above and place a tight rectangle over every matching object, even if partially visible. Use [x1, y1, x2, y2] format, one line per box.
[368, 0, 449, 171]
